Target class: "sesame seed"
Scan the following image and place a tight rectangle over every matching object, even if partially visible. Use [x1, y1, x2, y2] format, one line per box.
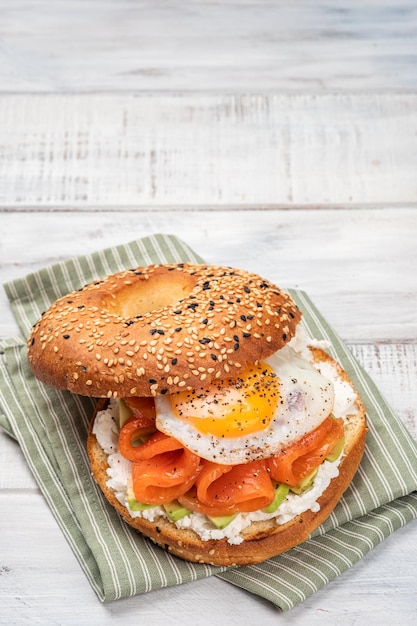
[29, 262, 301, 397]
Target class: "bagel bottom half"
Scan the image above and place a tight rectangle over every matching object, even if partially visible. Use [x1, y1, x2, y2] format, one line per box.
[87, 348, 367, 567]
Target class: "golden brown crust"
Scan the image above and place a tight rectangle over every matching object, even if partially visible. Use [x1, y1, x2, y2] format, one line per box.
[27, 263, 301, 399]
[87, 348, 367, 566]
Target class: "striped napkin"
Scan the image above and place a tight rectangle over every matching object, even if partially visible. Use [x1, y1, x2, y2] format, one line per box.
[1, 233, 416, 611]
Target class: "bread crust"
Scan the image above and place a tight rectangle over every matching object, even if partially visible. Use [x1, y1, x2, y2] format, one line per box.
[87, 347, 367, 566]
[27, 263, 301, 399]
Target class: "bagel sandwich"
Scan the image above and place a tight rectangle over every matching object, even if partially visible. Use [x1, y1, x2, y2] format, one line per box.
[27, 263, 367, 566]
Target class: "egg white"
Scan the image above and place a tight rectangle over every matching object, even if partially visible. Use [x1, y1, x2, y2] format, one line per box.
[154, 345, 335, 465]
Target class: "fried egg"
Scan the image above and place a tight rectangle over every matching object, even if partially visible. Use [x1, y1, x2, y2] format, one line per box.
[154, 345, 335, 465]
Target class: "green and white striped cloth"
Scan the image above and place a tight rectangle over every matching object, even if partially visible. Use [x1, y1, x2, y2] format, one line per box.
[1, 233, 416, 611]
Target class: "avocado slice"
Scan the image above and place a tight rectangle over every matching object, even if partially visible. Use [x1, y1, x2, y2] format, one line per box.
[163, 500, 191, 522]
[126, 479, 156, 511]
[207, 514, 237, 529]
[128, 498, 156, 512]
[262, 483, 290, 513]
[326, 435, 345, 462]
[290, 467, 319, 495]
[119, 398, 133, 428]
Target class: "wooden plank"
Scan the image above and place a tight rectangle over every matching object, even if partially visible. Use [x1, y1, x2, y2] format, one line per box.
[0, 1, 416, 93]
[349, 343, 417, 438]
[0, 94, 416, 206]
[1, 208, 416, 341]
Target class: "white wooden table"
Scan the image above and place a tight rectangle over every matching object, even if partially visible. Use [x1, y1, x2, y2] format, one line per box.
[1, 2, 416, 624]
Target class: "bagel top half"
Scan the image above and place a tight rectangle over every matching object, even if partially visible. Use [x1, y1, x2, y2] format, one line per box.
[27, 263, 301, 398]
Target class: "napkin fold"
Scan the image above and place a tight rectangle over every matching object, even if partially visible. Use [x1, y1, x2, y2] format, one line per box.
[1, 233, 416, 611]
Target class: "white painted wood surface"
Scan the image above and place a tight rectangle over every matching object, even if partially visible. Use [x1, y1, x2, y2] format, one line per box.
[1, 0, 416, 94]
[1, 2, 416, 624]
[1, 94, 416, 206]
[1, 208, 416, 342]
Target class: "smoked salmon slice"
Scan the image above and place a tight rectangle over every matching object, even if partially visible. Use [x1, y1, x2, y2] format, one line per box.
[118, 416, 157, 461]
[178, 459, 275, 516]
[267, 416, 344, 486]
[130, 431, 202, 504]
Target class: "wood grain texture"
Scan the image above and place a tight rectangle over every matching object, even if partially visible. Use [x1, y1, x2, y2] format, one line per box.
[1, 93, 416, 206]
[1, 208, 416, 341]
[0, 1, 416, 93]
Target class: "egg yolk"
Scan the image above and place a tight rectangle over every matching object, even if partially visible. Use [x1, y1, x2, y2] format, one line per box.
[168, 362, 280, 438]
